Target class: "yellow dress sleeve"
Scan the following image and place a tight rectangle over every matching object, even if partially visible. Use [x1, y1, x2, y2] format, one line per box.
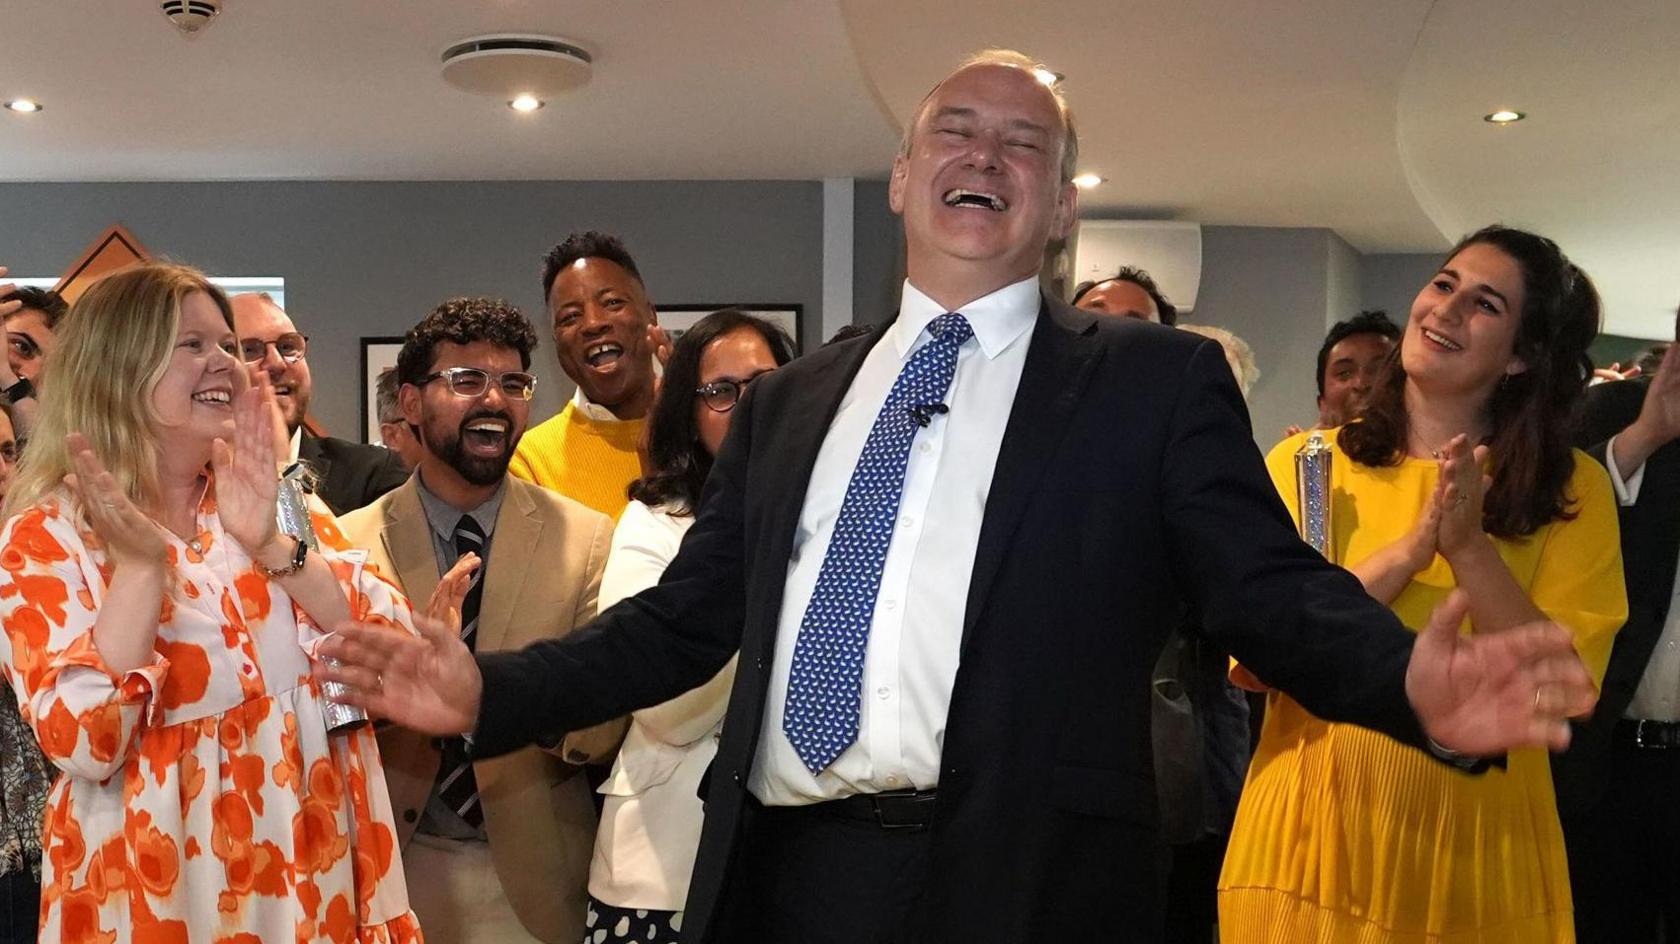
[1231, 432, 1316, 691]
[1262, 431, 1313, 530]
[1526, 452, 1628, 687]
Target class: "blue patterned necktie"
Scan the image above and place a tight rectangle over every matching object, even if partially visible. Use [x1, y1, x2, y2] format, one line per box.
[783, 312, 974, 773]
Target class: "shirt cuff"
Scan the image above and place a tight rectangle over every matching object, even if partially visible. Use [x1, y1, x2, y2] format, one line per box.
[1604, 434, 1645, 506]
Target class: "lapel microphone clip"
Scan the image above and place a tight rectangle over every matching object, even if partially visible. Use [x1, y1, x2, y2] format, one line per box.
[908, 403, 949, 428]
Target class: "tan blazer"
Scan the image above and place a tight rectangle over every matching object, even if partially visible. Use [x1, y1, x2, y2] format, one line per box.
[340, 475, 621, 944]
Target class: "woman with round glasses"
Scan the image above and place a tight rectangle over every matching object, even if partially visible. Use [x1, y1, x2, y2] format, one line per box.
[583, 309, 795, 944]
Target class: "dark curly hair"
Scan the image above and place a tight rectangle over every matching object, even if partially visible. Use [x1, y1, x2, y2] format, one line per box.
[1316, 309, 1400, 398]
[2, 286, 69, 329]
[540, 231, 645, 301]
[1071, 265, 1178, 326]
[397, 297, 539, 386]
[1339, 225, 1600, 538]
[629, 309, 796, 515]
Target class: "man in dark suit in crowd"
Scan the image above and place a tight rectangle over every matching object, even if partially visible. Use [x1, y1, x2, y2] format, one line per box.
[323, 50, 1599, 944]
[1555, 312, 1680, 944]
[230, 292, 408, 514]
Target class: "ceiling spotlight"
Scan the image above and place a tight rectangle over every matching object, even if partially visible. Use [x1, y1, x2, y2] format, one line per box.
[509, 94, 544, 113]
[1071, 173, 1106, 190]
[441, 34, 593, 103]
[4, 99, 42, 114]
[1483, 109, 1525, 124]
[1032, 67, 1064, 88]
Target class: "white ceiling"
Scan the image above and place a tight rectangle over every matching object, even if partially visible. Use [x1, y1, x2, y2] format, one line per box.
[3, 0, 1676, 336]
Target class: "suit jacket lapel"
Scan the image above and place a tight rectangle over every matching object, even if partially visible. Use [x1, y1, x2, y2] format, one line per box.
[298, 431, 334, 489]
[961, 298, 1102, 649]
[751, 331, 885, 662]
[478, 481, 541, 653]
[380, 482, 443, 623]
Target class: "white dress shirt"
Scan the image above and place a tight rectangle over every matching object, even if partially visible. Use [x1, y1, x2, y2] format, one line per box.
[1601, 437, 1680, 720]
[749, 276, 1041, 805]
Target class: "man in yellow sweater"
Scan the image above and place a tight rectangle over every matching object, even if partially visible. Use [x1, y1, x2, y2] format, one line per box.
[510, 231, 659, 519]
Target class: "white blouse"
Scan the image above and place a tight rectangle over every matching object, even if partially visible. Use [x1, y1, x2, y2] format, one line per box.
[587, 499, 737, 911]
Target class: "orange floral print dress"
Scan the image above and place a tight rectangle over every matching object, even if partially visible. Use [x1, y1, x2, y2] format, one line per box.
[0, 488, 423, 944]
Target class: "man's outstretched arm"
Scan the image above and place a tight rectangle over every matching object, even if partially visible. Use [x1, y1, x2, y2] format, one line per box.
[319, 384, 760, 756]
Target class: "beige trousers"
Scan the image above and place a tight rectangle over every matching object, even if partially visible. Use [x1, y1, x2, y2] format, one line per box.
[403, 833, 545, 944]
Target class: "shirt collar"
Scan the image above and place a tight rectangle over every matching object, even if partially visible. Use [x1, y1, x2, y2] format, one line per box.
[568, 356, 663, 422]
[414, 471, 507, 543]
[288, 427, 302, 464]
[892, 275, 1041, 360]
[569, 387, 621, 422]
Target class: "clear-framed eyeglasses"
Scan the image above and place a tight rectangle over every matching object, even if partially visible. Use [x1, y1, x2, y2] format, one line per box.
[419, 367, 538, 400]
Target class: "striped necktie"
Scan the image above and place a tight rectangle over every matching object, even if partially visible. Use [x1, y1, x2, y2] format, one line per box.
[435, 514, 486, 828]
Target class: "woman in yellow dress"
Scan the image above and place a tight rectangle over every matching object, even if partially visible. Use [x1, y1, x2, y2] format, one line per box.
[1219, 225, 1627, 943]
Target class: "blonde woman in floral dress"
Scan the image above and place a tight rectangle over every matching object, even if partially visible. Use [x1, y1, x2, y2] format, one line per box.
[0, 264, 424, 943]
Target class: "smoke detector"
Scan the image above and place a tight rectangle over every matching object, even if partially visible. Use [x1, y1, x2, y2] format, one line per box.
[440, 35, 594, 105]
[160, 0, 221, 34]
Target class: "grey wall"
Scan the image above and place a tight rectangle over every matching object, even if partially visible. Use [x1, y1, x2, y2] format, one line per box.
[1360, 252, 1439, 323]
[0, 180, 825, 439]
[852, 179, 904, 329]
[1326, 233, 1362, 327]
[1191, 226, 1345, 446]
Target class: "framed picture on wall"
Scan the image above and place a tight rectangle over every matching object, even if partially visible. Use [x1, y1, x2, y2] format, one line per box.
[360, 336, 405, 444]
[656, 304, 803, 354]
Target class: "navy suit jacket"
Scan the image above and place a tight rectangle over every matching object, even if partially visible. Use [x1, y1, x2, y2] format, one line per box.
[473, 295, 1427, 943]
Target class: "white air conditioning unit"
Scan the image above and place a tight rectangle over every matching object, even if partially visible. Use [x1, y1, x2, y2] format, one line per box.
[1071, 220, 1203, 313]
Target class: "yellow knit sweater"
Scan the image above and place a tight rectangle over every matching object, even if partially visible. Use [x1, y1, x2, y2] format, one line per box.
[509, 402, 645, 520]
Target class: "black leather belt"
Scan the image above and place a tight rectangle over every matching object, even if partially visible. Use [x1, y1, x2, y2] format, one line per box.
[818, 789, 939, 830]
[1615, 719, 1680, 750]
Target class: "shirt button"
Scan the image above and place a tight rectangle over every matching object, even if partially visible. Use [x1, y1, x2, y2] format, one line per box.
[877, 686, 891, 700]
[918, 443, 932, 455]
[900, 516, 915, 529]
[882, 598, 898, 610]
[884, 775, 901, 786]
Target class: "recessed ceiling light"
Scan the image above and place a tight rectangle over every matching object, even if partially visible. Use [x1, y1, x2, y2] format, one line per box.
[509, 94, 544, 112]
[4, 99, 42, 114]
[1032, 67, 1064, 88]
[1484, 109, 1525, 124]
[1071, 173, 1105, 190]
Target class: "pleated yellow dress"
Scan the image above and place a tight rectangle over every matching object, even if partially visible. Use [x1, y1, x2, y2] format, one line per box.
[1218, 429, 1627, 944]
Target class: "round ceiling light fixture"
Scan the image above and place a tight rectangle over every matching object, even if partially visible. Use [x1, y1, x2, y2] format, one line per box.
[509, 94, 544, 113]
[1072, 173, 1106, 190]
[1483, 109, 1525, 124]
[4, 99, 42, 114]
[441, 34, 593, 105]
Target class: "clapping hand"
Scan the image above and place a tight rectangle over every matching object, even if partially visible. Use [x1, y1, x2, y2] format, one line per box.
[0, 266, 20, 320]
[62, 432, 169, 570]
[315, 612, 483, 736]
[1434, 434, 1491, 561]
[1406, 590, 1596, 754]
[637, 323, 676, 477]
[1612, 344, 1680, 481]
[423, 552, 479, 637]
[212, 369, 283, 560]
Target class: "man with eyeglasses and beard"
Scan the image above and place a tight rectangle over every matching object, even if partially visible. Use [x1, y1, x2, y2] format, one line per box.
[229, 292, 409, 514]
[340, 297, 624, 944]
